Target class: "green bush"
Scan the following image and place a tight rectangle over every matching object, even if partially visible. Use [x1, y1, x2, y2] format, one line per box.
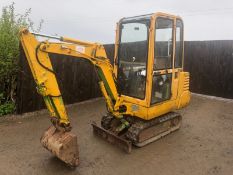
[0, 3, 43, 116]
[0, 101, 15, 116]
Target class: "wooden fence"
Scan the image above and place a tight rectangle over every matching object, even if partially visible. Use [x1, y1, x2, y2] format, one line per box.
[184, 41, 233, 98]
[16, 41, 233, 114]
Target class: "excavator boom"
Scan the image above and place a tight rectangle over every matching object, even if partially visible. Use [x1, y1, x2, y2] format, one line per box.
[19, 28, 122, 166]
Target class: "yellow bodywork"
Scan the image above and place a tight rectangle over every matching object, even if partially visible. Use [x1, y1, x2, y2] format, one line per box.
[19, 12, 190, 130]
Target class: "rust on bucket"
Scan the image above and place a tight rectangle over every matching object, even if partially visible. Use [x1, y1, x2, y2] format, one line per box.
[40, 126, 79, 167]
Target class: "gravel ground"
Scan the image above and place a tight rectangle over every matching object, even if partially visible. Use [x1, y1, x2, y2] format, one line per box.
[0, 94, 232, 175]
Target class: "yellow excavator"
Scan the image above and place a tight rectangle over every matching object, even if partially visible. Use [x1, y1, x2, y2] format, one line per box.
[19, 12, 190, 167]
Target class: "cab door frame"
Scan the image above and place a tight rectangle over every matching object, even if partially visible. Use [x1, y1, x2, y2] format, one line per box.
[149, 14, 176, 105]
[148, 13, 184, 106]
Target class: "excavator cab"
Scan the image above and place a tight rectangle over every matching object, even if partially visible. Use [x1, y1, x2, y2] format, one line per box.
[115, 13, 187, 110]
[19, 12, 190, 167]
[96, 13, 190, 147]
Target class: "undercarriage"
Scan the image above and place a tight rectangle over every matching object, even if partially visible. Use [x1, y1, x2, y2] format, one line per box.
[92, 112, 182, 152]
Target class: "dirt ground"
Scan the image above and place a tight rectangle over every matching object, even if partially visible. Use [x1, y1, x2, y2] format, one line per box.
[0, 94, 233, 175]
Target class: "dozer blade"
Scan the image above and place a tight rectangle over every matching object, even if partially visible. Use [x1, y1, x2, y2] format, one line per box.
[92, 122, 132, 153]
[40, 126, 79, 167]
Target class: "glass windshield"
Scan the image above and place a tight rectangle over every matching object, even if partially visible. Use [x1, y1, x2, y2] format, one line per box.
[117, 21, 149, 99]
[175, 19, 183, 68]
[154, 18, 173, 70]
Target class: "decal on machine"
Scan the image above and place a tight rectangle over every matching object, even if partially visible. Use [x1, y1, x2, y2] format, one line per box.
[76, 45, 85, 54]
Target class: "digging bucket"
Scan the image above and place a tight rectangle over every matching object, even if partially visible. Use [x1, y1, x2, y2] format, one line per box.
[40, 126, 79, 167]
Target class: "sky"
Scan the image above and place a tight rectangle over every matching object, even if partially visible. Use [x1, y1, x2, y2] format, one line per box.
[0, 0, 233, 43]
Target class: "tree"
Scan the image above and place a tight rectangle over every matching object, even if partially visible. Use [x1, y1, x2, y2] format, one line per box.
[0, 2, 43, 115]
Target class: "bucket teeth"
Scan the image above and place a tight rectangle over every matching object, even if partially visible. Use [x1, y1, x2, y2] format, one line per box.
[40, 126, 79, 167]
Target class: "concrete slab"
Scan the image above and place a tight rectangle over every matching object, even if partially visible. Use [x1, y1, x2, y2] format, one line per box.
[0, 95, 232, 175]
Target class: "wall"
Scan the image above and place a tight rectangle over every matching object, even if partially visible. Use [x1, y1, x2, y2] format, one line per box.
[184, 41, 233, 98]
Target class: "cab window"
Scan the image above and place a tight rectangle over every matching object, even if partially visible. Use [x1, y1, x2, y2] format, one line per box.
[117, 21, 149, 99]
[154, 18, 173, 70]
[151, 18, 173, 104]
[175, 19, 183, 68]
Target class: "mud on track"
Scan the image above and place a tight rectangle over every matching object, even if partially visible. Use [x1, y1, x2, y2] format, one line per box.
[0, 95, 233, 175]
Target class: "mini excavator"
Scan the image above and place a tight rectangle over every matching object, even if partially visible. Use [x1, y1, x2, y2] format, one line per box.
[19, 12, 190, 167]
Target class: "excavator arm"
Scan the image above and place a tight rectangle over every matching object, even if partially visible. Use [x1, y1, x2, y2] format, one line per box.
[19, 28, 126, 166]
[20, 28, 122, 131]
